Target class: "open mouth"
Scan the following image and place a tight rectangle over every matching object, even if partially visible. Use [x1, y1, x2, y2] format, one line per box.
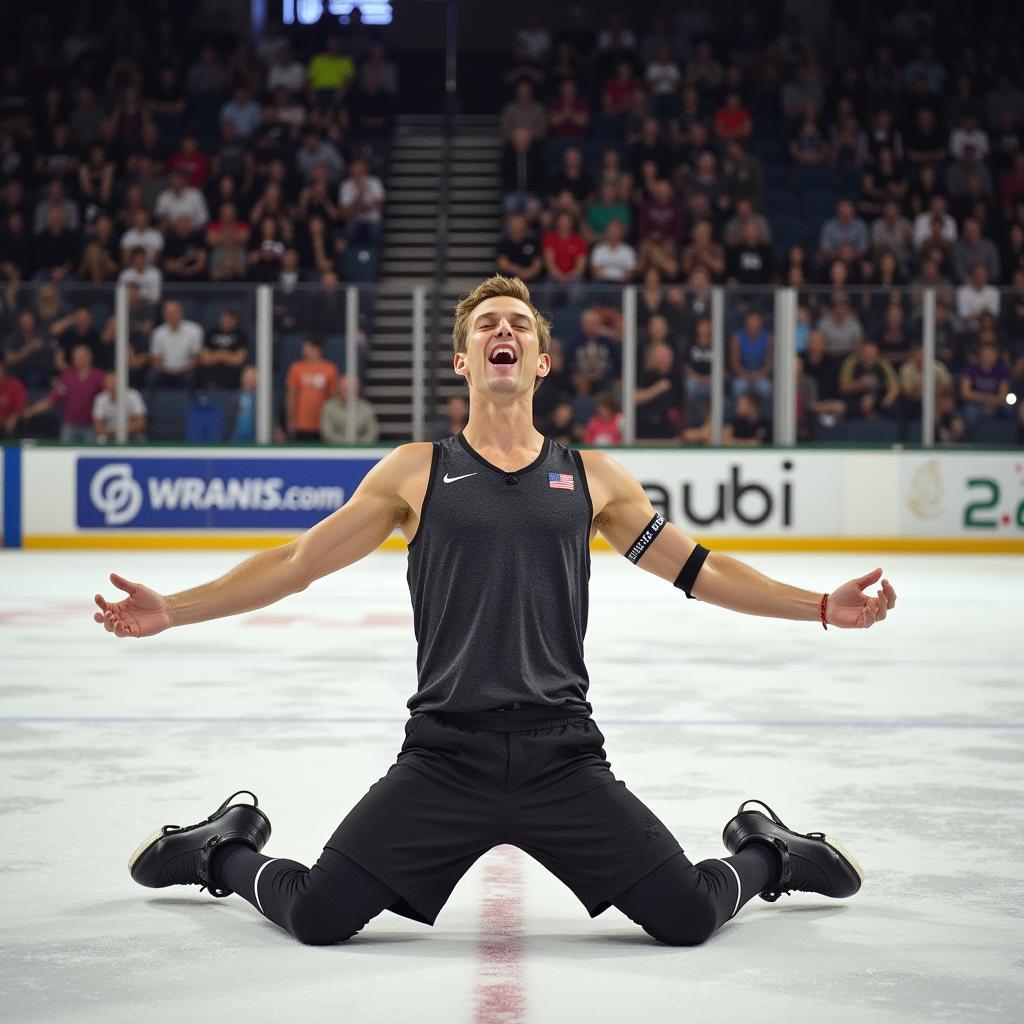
[488, 345, 518, 366]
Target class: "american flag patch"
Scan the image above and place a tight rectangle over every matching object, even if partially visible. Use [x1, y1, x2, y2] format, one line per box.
[548, 472, 575, 490]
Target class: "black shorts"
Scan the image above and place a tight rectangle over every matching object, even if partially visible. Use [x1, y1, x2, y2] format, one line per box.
[326, 708, 683, 925]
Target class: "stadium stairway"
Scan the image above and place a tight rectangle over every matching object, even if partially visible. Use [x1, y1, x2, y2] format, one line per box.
[366, 115, 501, 440]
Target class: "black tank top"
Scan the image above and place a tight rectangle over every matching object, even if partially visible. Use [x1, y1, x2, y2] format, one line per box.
[406, 432, 593, 715]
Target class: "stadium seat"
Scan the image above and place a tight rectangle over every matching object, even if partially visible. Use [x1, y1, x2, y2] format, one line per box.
[968, 419, 1018, 445]
[147, 389, 190, 442]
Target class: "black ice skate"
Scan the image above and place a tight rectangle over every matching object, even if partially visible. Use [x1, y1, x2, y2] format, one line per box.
[129, 790, 272, 897]
[722, 798, 863, 902]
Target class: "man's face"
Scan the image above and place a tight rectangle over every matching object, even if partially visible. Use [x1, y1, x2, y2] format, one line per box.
[104, 372, 117, 396]
[165, 302, 182, 327]
[454, 296, 549, 398]
[71, 345, 92, 372]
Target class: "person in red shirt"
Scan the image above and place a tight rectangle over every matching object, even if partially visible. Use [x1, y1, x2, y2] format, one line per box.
[542, 211, 588, 303]
[285, 336, 340, 441]
[21, 343, 105, 443]
[603, 61, 642, 118]
[714, 93, 753, 145]
[583, 391, 623, 445]
[0, 360, 28, 436]
[548, 78, 590, 140]
[166, 135, 210, 189]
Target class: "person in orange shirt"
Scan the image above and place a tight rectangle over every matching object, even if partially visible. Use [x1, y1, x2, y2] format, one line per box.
[285, 336, 339, 441]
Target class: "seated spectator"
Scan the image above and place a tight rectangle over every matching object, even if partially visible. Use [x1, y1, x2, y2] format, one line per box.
[501, 127, 546, 212]
[904, 108, 948, 169]
[875, 300, 912, 367]
[226, 365, 259, 442]
[871, 200, 914, 269]
[501, 39, 544, 99]
[782, 64, 825, 123]
[349, 67, 397, 140]
[431, 395, 469, 441]
[859, 147, 907, 218]
[714, 92, 753, 145]
[308, 35, 356, 100]
[819, 200, 869, 265]
[548, 79, 589, 140]
[726, 219, 775, 284]
[149, 300, 202, 389]
[78, 143, 115, 210]
[637, 230, 680, 282]
[295, 130, 345, 185]
[162, 215, 208, 283]
[628, 117, 671, 179]
[120, 209, 164, 267]
[583, 391, 623, 446]
[686, 151, 728, 221]
[724, 392, 772, 446]
[645, 43, 681, 108]
[683, 317, 713, 424]
[602, 61, 642, 119]
[501, 80, 546, 142]
[496, 213, 543, 282]
[92, 372, 147, 441]
[681, 220, 725, 281]
[956, 264, 1000, 328]
[802, 329, 846, 424]
[299, 164, 343, 225]
[547, 146, 595, 208]
[166, 135, 210, 190]
[565, 308, 619, 395]
[0, 359, 28, 436]
[788, 100, 831, 166]
[249, 218, 287, 282]
[339, 157, 385, 244]
[32, 206, 79, 283]
[197, 307, 248, 390]
[1, 210, 31, 284]
[286, 335, 340, 442]
[267, 44, 307, 95]
[542, 212, 588, 299]
[817, 294, 864, 355]
[185, 46, 226, 100]
[899, 340, 954, 423]
[33, 180, 79, 234]
[722, 198, 771, 249]
[951, 218, 1001, 284]
[720, 140, 765, 210]
[543, 399, 582, 445]
[729, 309, 773, 402]
[959, 339, 1009, 425]
[118, 246, 163, 305]
[839, 340, 900, 419]
[638, 179, 686, 247]
[949, 114, 989, 162]
[589, 219, 637, 283]
[155, 170, 209, 232]
[635, 339, 681, 440]
[946, 145, 993, 199]
[206, 203, 250, 281]
[585, 180, 632, 245]
[220, 85, 263, 140]
[320, 374, 379, 444]
[20, 343, 104, 443]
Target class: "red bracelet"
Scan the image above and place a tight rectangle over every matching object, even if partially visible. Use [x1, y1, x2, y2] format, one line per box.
[820, 593, 829, 630]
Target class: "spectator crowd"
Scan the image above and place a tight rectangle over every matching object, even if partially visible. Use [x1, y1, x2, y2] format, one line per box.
[0, 6, 391, 442]
[495, 6, 1024, 446]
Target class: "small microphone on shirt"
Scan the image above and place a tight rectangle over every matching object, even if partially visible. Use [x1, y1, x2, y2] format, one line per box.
[506, 474, 519, 486]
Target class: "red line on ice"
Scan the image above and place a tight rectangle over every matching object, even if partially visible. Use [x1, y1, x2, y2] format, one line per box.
[473, 845, 526, 1024]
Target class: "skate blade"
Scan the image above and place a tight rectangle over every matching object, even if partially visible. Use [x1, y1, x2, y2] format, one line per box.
[128, 829, 164, 871]
[823, 835, 864, 882]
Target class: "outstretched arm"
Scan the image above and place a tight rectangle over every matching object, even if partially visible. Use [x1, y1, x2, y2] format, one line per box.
[583, 451, 896, 629]
[94, 444, 431, 638]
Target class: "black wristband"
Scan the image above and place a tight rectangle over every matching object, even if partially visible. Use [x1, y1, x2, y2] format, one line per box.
[624, 513, 666, 564]
[674, 544, 710, 599]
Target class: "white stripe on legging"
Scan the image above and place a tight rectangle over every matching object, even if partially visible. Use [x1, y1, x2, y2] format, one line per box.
[253, 858, 279, 915]
[715, 859, 743, 917]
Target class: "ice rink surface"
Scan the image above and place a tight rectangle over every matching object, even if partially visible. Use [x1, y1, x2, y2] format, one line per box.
[1, 549, 1022, 1024]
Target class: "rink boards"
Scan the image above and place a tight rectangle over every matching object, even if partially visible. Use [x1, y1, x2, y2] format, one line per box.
[1, 444, 1022, 551]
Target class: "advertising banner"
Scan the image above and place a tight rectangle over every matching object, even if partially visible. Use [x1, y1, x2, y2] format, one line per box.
[901, 454, 1024, 537]
[75, 456, 371, 529]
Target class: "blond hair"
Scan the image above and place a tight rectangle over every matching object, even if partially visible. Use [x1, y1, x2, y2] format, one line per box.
[452, 275, 553, 394]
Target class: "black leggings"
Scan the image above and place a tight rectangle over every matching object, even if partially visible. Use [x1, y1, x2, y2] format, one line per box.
[212, 842, 777, 947]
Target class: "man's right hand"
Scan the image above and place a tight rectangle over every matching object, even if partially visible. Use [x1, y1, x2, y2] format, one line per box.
[94, 573, 173, 638]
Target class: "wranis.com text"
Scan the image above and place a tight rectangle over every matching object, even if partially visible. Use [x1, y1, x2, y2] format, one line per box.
[147, 476, 343, 512]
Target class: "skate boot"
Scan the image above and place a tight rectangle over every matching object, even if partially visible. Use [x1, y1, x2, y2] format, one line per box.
[722, 799, 863, 902]
[129, 790, 271, 897]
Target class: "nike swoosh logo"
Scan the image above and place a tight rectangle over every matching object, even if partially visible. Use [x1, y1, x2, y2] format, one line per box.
[443, 472, 477, 484]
